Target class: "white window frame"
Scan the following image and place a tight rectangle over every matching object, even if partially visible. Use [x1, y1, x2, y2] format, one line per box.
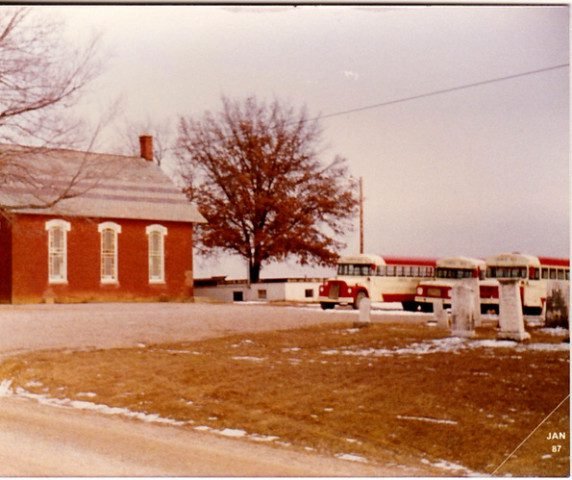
[146, 224, 167, 284]
[98, 222, 121, 284]
[45, 219, 71, 284]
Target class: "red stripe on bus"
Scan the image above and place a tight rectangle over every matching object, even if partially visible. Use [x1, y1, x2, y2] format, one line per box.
[380, 256, 437, 267]
[537, 257, 570, 267]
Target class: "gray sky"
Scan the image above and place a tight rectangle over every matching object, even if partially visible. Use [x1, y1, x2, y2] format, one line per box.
[47, 5, 569, 278]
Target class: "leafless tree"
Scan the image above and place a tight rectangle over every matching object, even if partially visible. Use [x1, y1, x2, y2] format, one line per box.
[113, 118, 173, 167]
[0, 7, 103, 217]
[177, 96, 358, 283]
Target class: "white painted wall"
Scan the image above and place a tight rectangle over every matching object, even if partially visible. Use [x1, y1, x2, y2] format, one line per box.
[194, 280, 323, 303]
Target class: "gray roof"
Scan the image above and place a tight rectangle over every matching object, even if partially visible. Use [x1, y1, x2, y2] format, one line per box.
[0, 145, 206, 223]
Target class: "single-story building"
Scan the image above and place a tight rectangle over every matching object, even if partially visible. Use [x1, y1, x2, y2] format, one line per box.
[194, 276, 327, 304]
[0, 136, 205, 304]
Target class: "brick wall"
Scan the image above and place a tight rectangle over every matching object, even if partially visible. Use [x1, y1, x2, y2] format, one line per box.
[10, 214, 194, 304]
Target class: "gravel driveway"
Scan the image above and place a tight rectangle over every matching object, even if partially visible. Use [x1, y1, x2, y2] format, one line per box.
[0, 302, 352, 356]
[0, 302, 427, 356]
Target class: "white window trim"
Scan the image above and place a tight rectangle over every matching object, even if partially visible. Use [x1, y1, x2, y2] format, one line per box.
[146, 224, 168, 284]
[98, 222, 121, 284]
[45, 219, 71, 284]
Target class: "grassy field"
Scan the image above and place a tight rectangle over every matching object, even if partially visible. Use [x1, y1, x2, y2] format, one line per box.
[0, 321, 569, 476]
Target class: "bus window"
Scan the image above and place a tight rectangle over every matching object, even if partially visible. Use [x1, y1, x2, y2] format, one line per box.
[566, 270, 570, 281]
[479, 270, 486, 280]
[403, 266, 411, 277]
[386, 266, 395, 276]
[550, 269, 556, 279]
[410, 266, 418, 277]
[541, 268, 549, 279]
[529, 267, 540, 281]
[377, 265, 386, 276]
[395, 266, 404, 277]
[557, 269, 565, 280]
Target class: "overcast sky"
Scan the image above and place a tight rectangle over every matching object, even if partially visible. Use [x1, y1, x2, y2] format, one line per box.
[45, 5, 569, 278]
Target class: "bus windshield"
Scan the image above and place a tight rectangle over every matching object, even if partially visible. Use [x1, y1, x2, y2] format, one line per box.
[486, 266, 528, 279]
[435, 268, 475, 279]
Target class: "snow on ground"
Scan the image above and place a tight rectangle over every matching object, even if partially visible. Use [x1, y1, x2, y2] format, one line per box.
[231, 356, 266, 362]
[288, 303, 432, 316]
[321, 337, 569, 358]
[396, 415, 458, 425]
[335, 453, 369, 464]
[537, 327, 569, 336]
[421, 457, 483, 476]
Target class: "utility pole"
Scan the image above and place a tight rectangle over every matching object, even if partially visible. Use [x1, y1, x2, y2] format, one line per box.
[359, 176, 364, 254]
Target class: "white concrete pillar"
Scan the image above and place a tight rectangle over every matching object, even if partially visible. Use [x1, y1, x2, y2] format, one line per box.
[498, 280, 530, 341]
[433, 299, 450, 329]
[462, 278, 482, 327]
[451, 284, 476, 338]
[354, 297, 371, 328]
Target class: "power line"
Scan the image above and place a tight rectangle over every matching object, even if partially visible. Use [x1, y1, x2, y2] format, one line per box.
[316, 63, 569, 122]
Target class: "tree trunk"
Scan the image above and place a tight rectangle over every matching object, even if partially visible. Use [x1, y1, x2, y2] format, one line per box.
[249, 262, 261, 284]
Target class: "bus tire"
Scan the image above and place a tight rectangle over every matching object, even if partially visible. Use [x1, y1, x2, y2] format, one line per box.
[320, 302, 335, 310]
[353, 291, 366, 310]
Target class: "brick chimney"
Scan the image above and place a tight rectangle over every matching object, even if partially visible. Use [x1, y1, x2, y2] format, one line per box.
[139, 135, 153, 162]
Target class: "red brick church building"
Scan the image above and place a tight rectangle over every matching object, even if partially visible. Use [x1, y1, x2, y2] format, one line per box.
[0, 136, 205, 304]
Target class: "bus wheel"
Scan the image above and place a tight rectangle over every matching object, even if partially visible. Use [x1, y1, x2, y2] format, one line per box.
[353, 292, 366, 310]
[320, 302, 335, 310]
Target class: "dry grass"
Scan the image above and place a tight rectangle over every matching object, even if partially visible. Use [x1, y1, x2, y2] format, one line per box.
[0, 321, 569, 476]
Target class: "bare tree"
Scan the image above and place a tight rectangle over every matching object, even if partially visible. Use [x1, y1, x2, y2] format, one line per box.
[113, 118, 173, 167]
[177, 96, 358, 283]
[0, 7, 103, 216]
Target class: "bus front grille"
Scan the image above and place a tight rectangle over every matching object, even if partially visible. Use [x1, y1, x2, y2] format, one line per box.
[329, 284, 340, 299]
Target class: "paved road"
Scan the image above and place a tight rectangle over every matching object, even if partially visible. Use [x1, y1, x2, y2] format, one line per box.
[0, 302, 431, 476]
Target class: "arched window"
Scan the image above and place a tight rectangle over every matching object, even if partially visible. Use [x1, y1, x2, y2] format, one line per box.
[146, 224, 167, 283]
[45, 219, 71, 284]
[98, 222, 121, 283]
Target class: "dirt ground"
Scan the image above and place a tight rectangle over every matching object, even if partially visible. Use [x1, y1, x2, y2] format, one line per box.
[0, 302, 434, 476]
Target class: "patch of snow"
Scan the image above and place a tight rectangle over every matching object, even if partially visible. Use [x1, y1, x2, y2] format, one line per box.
[335, 453, 369, 464]
[345, 438, 362, 444]
[6, 387, 187, 426]
[281, 347, 301, 352]
[0, 379, 13, 397]
[320, 336, 569, 358]
[77, 392, 97, 398]
[538, 327, 569, 336]
[541, 454, 552, 460]
[323, 407, 334, 412]
[397, 415, 458, 425]
[421, 458, 480, 476]
[194, 425, 211, 432]
[136, 343, 146, 348]
[25, 380, 43, 388]
[231, 356, 266, 362]
[218, 428, 247, 438]
[525, 343, 570, 352]
[250, 434, 280, 442]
